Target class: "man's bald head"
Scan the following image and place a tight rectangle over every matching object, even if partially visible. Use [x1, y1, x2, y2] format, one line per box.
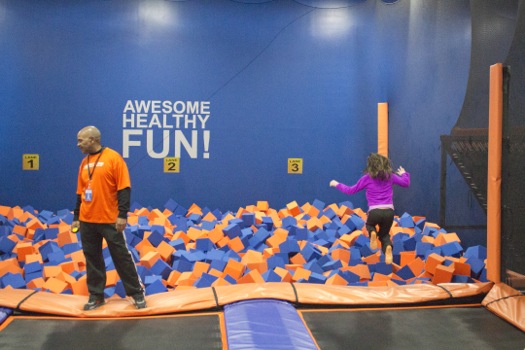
[77, 126, 103, 154]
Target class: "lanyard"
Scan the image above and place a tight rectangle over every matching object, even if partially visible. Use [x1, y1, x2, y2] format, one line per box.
[87, 147, 105, 181]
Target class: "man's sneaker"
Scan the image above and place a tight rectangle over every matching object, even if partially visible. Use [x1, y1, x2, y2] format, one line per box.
[84, 295, 105, 311]
[385, 245, 393, 265]
[132, 293, 147, 309]
[370, 231, 378, 250]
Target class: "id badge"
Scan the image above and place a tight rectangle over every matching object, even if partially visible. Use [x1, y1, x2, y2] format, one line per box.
[85, 188, 93, 202]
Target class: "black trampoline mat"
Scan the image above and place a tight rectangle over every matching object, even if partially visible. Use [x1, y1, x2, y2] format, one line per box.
[301, 306, 525, 350]
[0, 314, 223, 350]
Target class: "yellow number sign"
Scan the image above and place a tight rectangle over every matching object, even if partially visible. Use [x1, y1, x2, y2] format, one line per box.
[164, 157, 180, 173]
[23, 154, 39, 170]
[288, 158, 303, 174]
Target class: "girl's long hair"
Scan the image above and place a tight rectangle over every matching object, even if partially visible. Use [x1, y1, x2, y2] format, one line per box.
[364, 153, 393, 180]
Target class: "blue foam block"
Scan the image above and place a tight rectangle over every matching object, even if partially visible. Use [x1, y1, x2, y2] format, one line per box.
[312, 199, 325, 211]
[464, 245, 487, 260]
[281, 216, 297, 228]
[340, 270, 360, 284]
[279, 239, 300, 255]
[371, 262, 392, 275]
[196, 237, 215, 252]
[223, 223, 241, 238]
[195, 273, 218, 288]
[415, 242, 433, 257]
[209, 259, 227, 272]
[396, 265, 415, 280]
[440, 241, 463, 258]
[267, 255, 287, 270]
[322, 207, 337, 220]
[242, 213, 255, 228]
[262, 269, 282, 283]
[466, 257, 485, 279]
[145, 279, 168, 295]
[206, 249, 226, 262]
[44, 228, 59, 240]
[172, 259, 195, 273]
[188, 213, 202, 224]
[303, 260, 324, 275]
[164, 198, 179, 212]
[321, 259, 342, 272]
[169, 238, 186, 250]
[0, 236, 16, 254]
[151, 259, 172, 279]
[104, 286, 116, 298]
[1, 273, 26, 289]
[349, 214, 365, 230]
[114, 280, 127, 297]
[301, 243, 322, 262]
[25, 271, 43, 283]
[308, 272, 327, 284]
[398, 212, 415, 228]
[23, 261, 43, 274]
[353, 234, 369, 248]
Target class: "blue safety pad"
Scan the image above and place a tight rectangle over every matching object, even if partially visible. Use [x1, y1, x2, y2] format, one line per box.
[224, 299, 318, 350]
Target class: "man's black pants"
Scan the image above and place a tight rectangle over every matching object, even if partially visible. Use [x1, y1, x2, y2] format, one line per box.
[80, 222, 143, 298]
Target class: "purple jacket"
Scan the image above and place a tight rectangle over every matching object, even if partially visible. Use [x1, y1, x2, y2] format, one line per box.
[335, 172, 410, 210]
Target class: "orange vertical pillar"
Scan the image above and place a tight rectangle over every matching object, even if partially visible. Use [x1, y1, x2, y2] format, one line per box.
[487, 63, 503, 283]
[378, 102, 388, 157]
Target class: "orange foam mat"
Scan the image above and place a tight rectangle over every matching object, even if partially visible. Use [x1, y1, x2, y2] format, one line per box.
[482, 282, 525, 332]
[0, 282, 494, 318]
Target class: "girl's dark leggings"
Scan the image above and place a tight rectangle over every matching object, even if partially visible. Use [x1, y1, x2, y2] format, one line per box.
[366, 208, 395, 253]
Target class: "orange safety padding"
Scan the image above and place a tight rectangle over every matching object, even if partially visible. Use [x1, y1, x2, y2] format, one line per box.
[0, 282, 494, 318]
[377, 102, 388, 157]
[487, 63, 503, 283]
[482, 283, 525, 332]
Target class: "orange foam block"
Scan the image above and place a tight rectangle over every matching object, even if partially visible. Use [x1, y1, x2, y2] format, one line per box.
[273, 267, 292, 282]
[292, 267, 312, 282]
[71, 277, 89, 296]
[434, 232, 461, 246]
[326, 273, 349, 286]
[238, 269, 264, 284]
[57, 231, 78, 247]
[399, 251, 416, 267]
[43, 277, 69, 294]
[408, 257, 426, 276]
[222, 259, 246, 280]
[286, 201, 302, 217]
[15, 242, 35, 262]
[227, 236, 245, 253]
[140, 251, 161, 269]
[26, 277, 45, 290]
[0, 258, 23, 276]
[425, 253, 446, 275]
[452, 260, 472, 277]
[43, 265, 63, 279]
[166, 270, 182, 287]
[344, 264, 371, 281]
[192, 261, 211, 278]
[432, 264, 455, 284]
[156, 241, 176, 261]
[105, 270, 120, 286]
[256, 201, 269, 212]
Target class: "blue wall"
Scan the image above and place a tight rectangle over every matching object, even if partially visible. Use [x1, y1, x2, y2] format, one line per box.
[0, 0, 515, 242]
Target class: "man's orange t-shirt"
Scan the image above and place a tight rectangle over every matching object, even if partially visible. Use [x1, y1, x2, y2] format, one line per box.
[76, 147, 131, 223]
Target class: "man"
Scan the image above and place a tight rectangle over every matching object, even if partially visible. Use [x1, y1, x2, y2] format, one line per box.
[71, 126, 146, 310]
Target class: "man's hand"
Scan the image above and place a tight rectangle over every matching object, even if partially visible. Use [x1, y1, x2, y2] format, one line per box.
[116, 217, 127, 233]
[71, 221, 80, 233]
